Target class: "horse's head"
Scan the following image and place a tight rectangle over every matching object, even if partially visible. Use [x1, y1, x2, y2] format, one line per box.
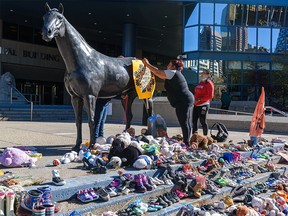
[42, 3, 65, 42]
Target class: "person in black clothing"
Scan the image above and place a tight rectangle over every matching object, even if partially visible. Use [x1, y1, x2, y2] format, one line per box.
[220, 89, 231, 110]
[142, 58, 194, 146]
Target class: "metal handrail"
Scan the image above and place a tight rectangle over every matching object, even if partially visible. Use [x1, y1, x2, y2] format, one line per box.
[209, 107, 253, 116]
[10, 87, 33, 121]
[265, 106, 288, 117]
[210, 106, 288, 117]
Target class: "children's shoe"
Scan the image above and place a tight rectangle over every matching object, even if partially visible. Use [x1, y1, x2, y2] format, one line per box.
[193, 183, 203, 198]
[37, 186, 52, 205]
[105, 187, 118, 197]
[0, 191, 5, 216]
[139, 174, 153, 191]
[32, 204, 46, 216]
[52, 170, 66, 186]
[96, 188, 110, 202]
[160, 195, 172, 206]
[77, 190, 93, 203]
[42, 203, 55, 216]
[146, 176, 157, 189]
[134, 175, 147, 193]
[21, 189, 43, 211]
[6, 191, 15, 216]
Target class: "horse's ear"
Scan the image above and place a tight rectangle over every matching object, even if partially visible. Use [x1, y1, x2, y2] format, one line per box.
[58, 3, 64, 14]
[44, 2, 51, 12]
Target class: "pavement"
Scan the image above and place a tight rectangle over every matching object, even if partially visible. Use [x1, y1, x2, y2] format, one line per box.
[0, 121, 288, 215]
[0, 121, 287, 184]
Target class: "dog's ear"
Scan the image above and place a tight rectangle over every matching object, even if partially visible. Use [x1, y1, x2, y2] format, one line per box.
[120, 141, 125, 149]
[112, 139, 121, 147]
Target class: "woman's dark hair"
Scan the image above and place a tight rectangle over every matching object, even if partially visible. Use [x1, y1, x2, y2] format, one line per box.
[202, 69, 211, 75]
[170, 59, 184, 71]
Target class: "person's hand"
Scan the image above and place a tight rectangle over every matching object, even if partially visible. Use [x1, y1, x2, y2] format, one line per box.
[142, 58, 149, 66]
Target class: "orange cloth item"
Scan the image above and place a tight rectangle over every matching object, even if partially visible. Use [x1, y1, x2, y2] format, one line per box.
[249, 87, 266, 137]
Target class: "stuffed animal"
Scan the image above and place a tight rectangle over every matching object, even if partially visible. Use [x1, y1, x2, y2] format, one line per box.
[107, 156, 122, 168]
[251, 197, 266, 214]
[265, 198, 280, 215]
[0, 147, 37, 167]
[236, 205, 259, 216]
[160, 145, 174, 158]
[133, 155, 153, 169]
[189, 131, 212, 150]
[115, 132, 131, 149]
[96, 137, 107, 145]
[108, 137, 141, 167]
[60, 151, 78, 164]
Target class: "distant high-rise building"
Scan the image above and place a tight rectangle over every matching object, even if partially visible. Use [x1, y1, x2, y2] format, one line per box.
[275, 28, 288, 52]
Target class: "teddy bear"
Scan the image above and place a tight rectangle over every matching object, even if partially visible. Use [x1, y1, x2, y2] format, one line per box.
[189, 131, 215, 150]
[108, 136, 142, 167]
[0, 147, 37, 167]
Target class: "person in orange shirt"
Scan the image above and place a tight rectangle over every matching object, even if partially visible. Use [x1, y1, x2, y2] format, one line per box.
[192, 69, 214, 136]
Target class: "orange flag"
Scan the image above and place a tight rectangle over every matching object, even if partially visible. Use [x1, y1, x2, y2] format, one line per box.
[249, 87, 266, 137]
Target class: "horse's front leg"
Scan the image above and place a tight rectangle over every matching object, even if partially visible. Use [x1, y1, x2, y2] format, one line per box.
[71, 96, 83, 153]
[83, 95, 97, 148]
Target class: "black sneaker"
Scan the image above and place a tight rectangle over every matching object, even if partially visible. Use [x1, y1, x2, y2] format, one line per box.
[165, 193, 177, 203]
[171, 192, 180, 202]
[156, 196, 168, 208]
[96, 188, 110, 202]
[160, 195, 172, 206]
[52, 170, 66, 186]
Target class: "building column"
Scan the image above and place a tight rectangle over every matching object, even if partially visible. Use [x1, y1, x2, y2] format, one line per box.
[0, 19, 3, 39]
[122, 23, 136, 57]
[0, 19, 3, 75]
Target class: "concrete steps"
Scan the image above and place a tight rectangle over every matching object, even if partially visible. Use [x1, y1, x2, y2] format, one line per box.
[0, 104, 87, 121]
[23, 143, 285, 216]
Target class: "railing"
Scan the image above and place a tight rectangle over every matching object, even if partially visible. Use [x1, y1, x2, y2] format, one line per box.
[22, 94, 41, 105]
[265, 106, 288, 117]
[10, 87, 33, 121]
[210, 106, 288, 117]
[209, 107, 253, 116]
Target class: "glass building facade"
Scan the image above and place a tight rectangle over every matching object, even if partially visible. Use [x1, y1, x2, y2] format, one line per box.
[183, 1, 288, 110]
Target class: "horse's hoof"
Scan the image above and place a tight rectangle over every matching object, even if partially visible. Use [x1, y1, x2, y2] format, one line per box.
[72, 146, 81, 153]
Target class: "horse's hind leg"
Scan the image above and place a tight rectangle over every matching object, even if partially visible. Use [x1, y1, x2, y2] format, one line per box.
[83, 95, 97, 148]
[121, 91, 137, 130]
[71, 96, 83, 153]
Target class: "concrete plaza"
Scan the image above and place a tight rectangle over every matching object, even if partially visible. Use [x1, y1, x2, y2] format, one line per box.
[0, 121, 287, 183]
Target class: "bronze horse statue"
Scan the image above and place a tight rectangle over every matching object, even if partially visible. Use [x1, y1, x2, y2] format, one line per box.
[42, 3, 152, 152]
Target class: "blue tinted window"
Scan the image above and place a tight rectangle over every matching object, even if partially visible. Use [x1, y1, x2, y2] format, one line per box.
[184, 26, 199, 52]
[200, 3, 214, 25]
[215, 4, 228, 25]
[185, 4, 199, 27]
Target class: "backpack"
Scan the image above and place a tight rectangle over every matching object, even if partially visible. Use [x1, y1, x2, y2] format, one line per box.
[210, 122, 228, 142]
[147, 114, 167, 137]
